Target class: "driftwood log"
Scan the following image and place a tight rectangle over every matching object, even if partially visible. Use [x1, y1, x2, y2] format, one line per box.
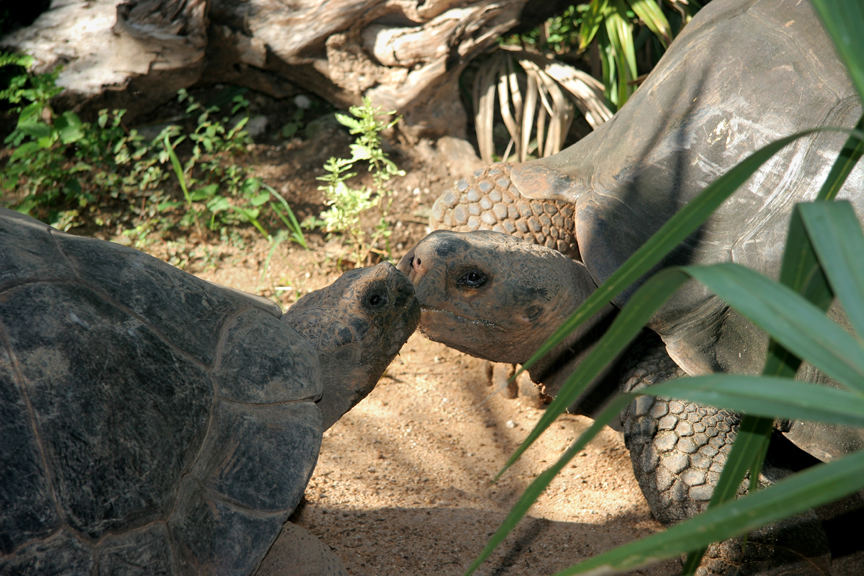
[1, 0, 566, 138]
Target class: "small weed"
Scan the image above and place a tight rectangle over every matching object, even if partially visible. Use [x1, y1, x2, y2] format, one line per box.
[305, 97, 404, 265]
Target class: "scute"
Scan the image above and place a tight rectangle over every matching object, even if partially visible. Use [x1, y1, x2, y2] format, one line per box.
[188, 401, 321, 512]
[169, 481, 288, 574]
[96, 525, 174, 575]
[58, 230, 280, 366]
[215, 307, 321, 404]
[0, 281, 212, 539]
[2, 530, 93, 575]
[0, 210, 75, 290]
[0, 345, 58, 553]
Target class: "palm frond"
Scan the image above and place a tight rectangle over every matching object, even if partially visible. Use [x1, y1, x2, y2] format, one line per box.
[472, 49, 613, 163]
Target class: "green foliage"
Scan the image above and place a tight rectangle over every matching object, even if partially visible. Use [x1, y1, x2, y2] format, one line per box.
[0, 56, 306, 248]
[466, 0, 864, 573]
[306, 97, 404, 265]
[592, 0, 703, 108]
[504, 1, 700, 109]
[474, 1, 697, 164]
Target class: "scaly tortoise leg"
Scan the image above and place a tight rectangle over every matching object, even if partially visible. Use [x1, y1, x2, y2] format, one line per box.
[619, 342, 831, 574]
[620, 343, 740, 525]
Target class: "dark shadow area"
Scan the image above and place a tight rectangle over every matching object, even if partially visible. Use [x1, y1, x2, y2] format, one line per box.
[0, 1, 51, 36]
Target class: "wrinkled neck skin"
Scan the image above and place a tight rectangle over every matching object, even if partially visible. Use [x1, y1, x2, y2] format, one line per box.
[315, 343, 382, 430]
[284, 305, 377, 430]
[524, 302, 619, 415]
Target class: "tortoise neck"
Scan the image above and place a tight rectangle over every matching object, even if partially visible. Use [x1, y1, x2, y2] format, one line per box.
[525, 303, 618, 417]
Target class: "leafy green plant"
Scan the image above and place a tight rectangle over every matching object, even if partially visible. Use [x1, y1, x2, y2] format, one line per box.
[571, 0, 699, 108]
[465, 1, 864, 574]
[306, 97, 404, 265]
[576, 0, 673, 108]
[0, 58, 306, 247]
[281, 94, 321, 140]
[0, 54, 101, 219]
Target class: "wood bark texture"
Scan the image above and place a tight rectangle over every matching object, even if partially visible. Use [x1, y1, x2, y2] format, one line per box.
[1, 0, 543, 138]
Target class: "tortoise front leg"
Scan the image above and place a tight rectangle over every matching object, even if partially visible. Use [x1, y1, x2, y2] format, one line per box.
[620, 345, 740, 525]
[619, 343, 832, 574]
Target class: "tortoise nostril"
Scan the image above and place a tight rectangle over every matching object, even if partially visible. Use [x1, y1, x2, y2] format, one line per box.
[415, 257, 422, 267]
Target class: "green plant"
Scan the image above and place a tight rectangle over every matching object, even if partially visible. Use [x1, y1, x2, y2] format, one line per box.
[465, 1, 864, 574]
[306, 97, 404, 265]
[472, 1, 698, 163]
[0, 60, 306, 247]
[281, 94, 321, 139]
[0, 54, 98, 219]
[158, 89, 262, 234]
[577, 0, 698, 108]
[0, 56, 170, 226]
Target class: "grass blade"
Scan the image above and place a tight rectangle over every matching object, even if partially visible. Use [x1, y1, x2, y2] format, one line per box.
[815, 114, 864, 201]
[163, 133, 202, 236]
[684, 263, 864, 392]
[799, 201, 864, 338]
[605, 1, 637, 106]
[579, 0, 609, 51]
[628, 0, 672, 47]
[811, 0, 864, 103]
[265, 183, 308, 249]
[643, 375, 864, 428]
[554, 450, 864, 575]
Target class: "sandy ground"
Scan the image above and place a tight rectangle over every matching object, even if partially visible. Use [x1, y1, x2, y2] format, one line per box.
[290, 333, 676, 576]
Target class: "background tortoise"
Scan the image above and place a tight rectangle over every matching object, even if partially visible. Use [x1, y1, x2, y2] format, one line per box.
[0, 208, 419, 574]
[400, 0, 864, 534]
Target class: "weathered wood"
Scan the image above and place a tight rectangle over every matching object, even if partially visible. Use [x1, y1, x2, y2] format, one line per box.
[1, 0, 563, 138]
[2, 0, 207, 116]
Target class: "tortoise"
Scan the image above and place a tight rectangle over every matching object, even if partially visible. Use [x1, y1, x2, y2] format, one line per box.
[399, 0, 864, 535]
[0, 208, 419, 575]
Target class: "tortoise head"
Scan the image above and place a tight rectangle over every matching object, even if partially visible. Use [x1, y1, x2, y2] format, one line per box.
[397, 230, 608, 367]
[284, 262, 419, 429]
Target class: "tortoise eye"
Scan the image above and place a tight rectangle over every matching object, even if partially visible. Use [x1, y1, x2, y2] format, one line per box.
[366, 291, 387, 308]
[458, 269, 487, 289]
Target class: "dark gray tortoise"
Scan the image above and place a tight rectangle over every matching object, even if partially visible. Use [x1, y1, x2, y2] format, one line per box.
[1, 208, 419, 575]
[400, 0, 864, 569]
